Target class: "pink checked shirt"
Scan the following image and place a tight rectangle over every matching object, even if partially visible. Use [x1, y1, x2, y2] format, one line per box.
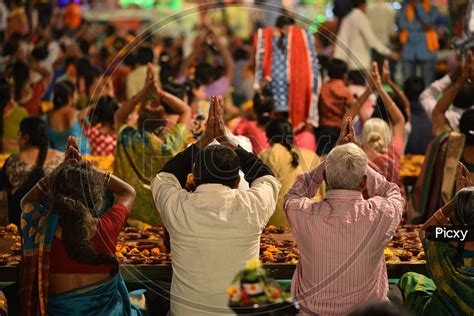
[284, 162, 404, 315]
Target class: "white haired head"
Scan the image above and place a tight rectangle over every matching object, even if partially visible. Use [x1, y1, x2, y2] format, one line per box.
[361, 118, 392, 153]
[325, 143, 368, 190]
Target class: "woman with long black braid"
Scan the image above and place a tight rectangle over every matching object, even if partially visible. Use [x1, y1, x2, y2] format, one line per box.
[20, 137, 145, 315]
[0, 118, 63, 226]
[259, 119, 320, 226]
[399, 163, 474, 316]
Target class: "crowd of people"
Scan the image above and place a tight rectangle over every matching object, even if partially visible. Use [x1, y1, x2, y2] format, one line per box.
[0, 0, 473, 315]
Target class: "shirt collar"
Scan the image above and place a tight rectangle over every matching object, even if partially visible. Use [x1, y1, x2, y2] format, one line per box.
[325, 189, 363, 201]
[194, 183, 233, 193]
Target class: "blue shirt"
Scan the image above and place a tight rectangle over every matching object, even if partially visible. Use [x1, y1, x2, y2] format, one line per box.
[398, 3, 439, 61]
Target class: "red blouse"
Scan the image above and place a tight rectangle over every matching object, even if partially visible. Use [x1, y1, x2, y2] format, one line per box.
[49, 204, 128, 274]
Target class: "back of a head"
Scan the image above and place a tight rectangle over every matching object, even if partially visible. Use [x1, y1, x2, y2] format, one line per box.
[163, 83, 187, 114]
[49, 162, 118, 272]
[50, 162, 103, 209]
[193, 145, 240, 188]
[32, 45, 49, 62]
[348, 70, 366, 86]
[78, 39, 91, 55]
[453, 82, 474, 109]
[183, 79, 203, 105]
[164, 83, 186, 101]
[253, 88, 274, 126]
[12, 61, 30, 101]
[17, 117, 49, 193]
[20, 117, 48, 148]
[123, 53, 137, 68]
[75, 58, 93, 78]
[234, 47, 249, 61]
[460, 109, 474, 146]
[137, 46, 154, 65]
[138, 103, 166, 133]
[403, 76, 425, 102]
[325, 143, 368, 190]
[373, 94, 409, 123]
[81, 65, 101, 96]
[452, 187, 474, 227]
[163, 36, 174, 49]
[275, 15, 295, 29]
[195, 63, 215, 85]
[98, 47, 110, 60]
[92, 96, 119, 126]
[53, 81, 74, 110]
[351, 0, 366, 9]
[328, 58, 348, 80]
[266, 119, 294, 145]
[361, 118, 392, 153]
[266, 119, 299, 168]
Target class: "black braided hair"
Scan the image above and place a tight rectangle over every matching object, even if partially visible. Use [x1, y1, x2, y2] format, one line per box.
[49, 162, 119, 274]
[451, 187, 474, 269]
[12, 61, 30, 102]
[52, 80, 74, 110]
[17, 118, 49, 193]
[253, 87, 274, 126]
[275, 15, 295, 52]
[90, 96, 119, 126]
[0, 78, 11, 152]
[266, 119, 299, 168]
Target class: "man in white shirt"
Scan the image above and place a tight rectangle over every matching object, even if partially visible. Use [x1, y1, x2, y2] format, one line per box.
[151, 97, 280, 315]
[366, 1, 396, 48]
[420, 73, 474, 132]
[126, 46, 159, 99]
[334, 0, 399, 71]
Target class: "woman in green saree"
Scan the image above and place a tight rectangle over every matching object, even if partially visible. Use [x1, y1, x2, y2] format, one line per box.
[20, 138, 146, 315]
[409, 52, 474, 224]
[399, 165, 474, 316]
[114, 64, 191, 226]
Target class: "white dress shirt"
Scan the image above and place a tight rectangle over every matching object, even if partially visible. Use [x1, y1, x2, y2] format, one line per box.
[366, 2, 396, 46]
[334, 8, 392, 71]
[151, 169, 280, 315]
[419, 74, 474, 132]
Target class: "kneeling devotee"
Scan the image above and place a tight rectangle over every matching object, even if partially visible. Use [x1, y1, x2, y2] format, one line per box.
[151, 97, 281, 315]
[285, 118, 405, 315]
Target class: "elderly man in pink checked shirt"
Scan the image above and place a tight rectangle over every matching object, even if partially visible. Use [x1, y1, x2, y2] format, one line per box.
[284, 118, 405, 315]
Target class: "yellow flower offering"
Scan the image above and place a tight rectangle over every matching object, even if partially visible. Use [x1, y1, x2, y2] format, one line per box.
[245, 258, 262, 270]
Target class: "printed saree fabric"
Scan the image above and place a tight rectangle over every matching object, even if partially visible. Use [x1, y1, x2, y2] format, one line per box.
[408, 132, 465, 224]
[113, 124, 188, 226]
[254, 26, 319, 128]
[399, 241, 474, 315]
[20, 202, 147, 315]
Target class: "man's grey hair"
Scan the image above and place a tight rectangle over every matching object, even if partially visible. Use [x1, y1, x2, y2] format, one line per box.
[325, 143, 368, 190]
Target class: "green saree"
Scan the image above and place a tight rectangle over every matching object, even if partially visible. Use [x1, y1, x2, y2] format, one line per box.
[399, 240, 474, 316]
[114, 124, 188, 226]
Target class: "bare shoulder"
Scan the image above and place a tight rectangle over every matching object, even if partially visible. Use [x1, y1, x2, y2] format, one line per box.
[46, 149, 65, 161]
